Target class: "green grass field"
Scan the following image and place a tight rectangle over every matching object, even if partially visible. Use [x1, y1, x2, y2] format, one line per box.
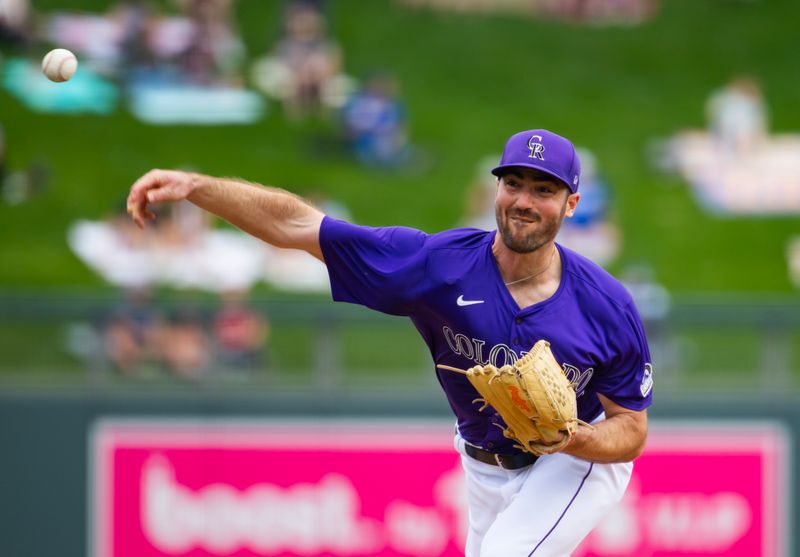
[1, 0, 799, 294]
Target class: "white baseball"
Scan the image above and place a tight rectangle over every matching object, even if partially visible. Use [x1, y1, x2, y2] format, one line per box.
[41, 48, 78, 83]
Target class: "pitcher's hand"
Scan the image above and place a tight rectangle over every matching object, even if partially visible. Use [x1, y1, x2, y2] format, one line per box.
[127, 169, 200, 228]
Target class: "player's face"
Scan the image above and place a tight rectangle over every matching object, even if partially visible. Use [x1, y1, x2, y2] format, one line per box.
[495, 170, 579, 254]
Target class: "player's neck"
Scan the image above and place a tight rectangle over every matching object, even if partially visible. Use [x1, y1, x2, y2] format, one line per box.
[492, 237, 560, 288]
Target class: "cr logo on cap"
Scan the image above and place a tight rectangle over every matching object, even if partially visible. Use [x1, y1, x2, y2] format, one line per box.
[527, 135, 545, 161]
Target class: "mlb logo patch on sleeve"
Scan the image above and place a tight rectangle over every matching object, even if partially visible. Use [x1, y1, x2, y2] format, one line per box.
[640, 363, 654, 397]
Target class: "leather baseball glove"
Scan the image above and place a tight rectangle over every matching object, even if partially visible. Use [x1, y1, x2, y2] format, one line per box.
[439, 340, 589, 456]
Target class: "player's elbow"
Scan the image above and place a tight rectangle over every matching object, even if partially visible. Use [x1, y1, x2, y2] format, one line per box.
[603, 412, 648, 463]
[605, 436, 646, 464]
[623, 437, 646, 462]
[621, 422, 649, 462]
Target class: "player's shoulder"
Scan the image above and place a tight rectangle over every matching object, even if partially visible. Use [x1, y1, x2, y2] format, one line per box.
[560, 244, 634, 310]
[426, 227, 495, 251]
[421, 228, 495, 284]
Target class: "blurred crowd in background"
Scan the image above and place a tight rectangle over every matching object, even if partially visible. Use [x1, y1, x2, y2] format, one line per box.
[655, 74, 800, 216]
[2, 0, 797, 381]
[1, 0, 404, 379]
[99, 287, 270, 379]
[400, 0, 659, 24]
[0, 0, 412, 161]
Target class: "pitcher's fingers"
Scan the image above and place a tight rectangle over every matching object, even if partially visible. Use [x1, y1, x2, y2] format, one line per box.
[128, 171, 158, 213]
[133, 208, 157, 229]
[128, 205, 144, 229]
[127, 186, 157, 229]
[128, 170, 171, 225]
[127, 192, 150, 226]
[127, 203, 151, 229]
[146, 185, 180, 204]
[129, 169, 161, 197]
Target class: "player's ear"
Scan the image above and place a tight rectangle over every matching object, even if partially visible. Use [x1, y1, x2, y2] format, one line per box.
[564, 192, 580, 217]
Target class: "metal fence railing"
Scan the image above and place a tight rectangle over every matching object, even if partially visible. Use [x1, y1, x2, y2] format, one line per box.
[0, 291, 799, 394]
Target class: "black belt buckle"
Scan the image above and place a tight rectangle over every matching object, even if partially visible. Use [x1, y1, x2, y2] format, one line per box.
[465, 443, 537, 470]
[493, 453, 507, 469]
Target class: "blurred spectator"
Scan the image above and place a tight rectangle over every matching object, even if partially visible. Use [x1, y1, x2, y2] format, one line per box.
[212, 290, 270, 372]
[564, 148, 610, 228]
[556, 147, 620, 265]
[620, 263, 672, 371]
[0, 0, 32, 48]
[399, 0, 536, 16]
[178, 0, 246, 85]
[69, 199, 270, 292]
[162, 306, 211, 379]
[399, 0, 657, 24]
[1, 159, 49, 205]
[788, 237, 800, 290]
[133, 198, 210, 247]
[341, 72, 411, 167]
[539, 0, 658, 25]
[103, 288, 165, 376]
[619, 264, 671, 323]
[706, 75, 768, 156]
[252, 1, 343, 118]
[462, 154, 501, 231]
[109, 0, 158, 73]
[0, 124, 51, 206]
[156, 197, 213, 247]
[104, 0, 265, 125]
[655, 76, 800, 216]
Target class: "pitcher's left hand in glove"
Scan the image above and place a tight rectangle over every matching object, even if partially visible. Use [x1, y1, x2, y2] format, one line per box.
[438, 340, 591, 456]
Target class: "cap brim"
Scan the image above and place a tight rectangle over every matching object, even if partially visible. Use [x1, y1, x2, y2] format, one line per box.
[490, 163, 573, 191]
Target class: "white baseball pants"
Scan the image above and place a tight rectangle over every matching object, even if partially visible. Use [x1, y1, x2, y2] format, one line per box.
[455, 434, 633, 557]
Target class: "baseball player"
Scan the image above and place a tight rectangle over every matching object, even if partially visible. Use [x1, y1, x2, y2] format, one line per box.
[127, 129, 652, 557]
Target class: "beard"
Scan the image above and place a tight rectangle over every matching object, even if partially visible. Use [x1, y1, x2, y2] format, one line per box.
[495, 202, 567, 254]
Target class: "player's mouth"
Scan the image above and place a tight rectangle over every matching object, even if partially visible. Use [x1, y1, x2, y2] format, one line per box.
[509, 213, 539, 226]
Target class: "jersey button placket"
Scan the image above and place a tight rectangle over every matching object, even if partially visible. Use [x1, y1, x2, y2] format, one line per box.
[513, 315, 523, 346]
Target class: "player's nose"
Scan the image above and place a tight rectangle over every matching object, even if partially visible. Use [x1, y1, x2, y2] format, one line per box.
[512, 189, 537, 210]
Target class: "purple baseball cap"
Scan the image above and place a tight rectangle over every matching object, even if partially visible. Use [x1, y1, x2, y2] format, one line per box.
[491, 129, 581, 192]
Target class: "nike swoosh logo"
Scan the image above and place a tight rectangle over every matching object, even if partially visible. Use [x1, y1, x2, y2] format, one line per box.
[457, 295, 485, 307]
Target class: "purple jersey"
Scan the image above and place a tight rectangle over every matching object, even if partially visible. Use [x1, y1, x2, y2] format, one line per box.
[319, 216, 653, 454]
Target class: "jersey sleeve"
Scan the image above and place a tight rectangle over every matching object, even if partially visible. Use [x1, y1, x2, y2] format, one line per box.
[319, 216, 429, 316]
[593, 302, 654, 411]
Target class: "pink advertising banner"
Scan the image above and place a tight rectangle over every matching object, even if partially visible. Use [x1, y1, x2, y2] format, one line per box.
[90, 420, 789, 557]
